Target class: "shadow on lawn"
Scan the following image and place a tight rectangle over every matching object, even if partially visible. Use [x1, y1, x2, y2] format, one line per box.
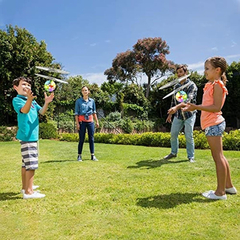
[42, 159, 76, 163]
[0, 192, 22, 201]
[128, 158, 188, 169]
[137, 192, 212, 209]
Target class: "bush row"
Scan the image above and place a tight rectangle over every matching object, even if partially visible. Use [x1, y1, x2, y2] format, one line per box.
[1, 124, 240, 151]
[59, 130, 240, 151]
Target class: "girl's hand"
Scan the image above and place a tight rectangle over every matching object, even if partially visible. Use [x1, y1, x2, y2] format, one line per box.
[44, 92, 54, 104]
[182, 103, 197, 112]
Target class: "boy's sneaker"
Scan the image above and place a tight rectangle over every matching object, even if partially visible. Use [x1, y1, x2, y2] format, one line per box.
[91, 155, 98, 161]
[225, 187, 237, 194]
[23, 192, 45, 199]
[21, 185, 39, 194]
[77, 155, 82, 161]
[164, 153, 177, 160]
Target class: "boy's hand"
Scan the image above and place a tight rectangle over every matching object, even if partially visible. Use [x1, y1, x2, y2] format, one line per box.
[26, 88, 36, 101]
[44, 92, 54, 104]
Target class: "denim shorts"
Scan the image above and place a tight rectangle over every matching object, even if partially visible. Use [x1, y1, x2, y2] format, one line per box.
[205, 121, 226, 136]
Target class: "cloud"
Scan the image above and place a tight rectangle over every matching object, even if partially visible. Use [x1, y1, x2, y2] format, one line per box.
[234, 0, 240, 10]
[90, 43, 97, 47]
[187, 54, 240, 75]
[81, 72, 107, 85]
[225, 53, 240, 59]
[211, 47, 218, 51]
[105, 40, 111, 43]
[231, 41, 237, 47]
[188, 61, 204, 70]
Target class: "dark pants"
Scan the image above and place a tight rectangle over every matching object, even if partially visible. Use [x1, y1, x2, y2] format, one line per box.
[78, 121, 95, 154]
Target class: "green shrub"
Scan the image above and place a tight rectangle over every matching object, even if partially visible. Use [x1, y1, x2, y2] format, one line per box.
[94, 133, 114, 143]
[136, 132, 154, 146]
[110, 133, 139, 145]
[223, 130, 240, 150]
[151, 132, 170, 147]
[39, 123, 58, 139]
[193, 130, 209, 149]
[121, 118, 134, 134]
[106, 111, 121, 122]
[134, 120, 155, 132]
[59, 133, 79, 142]
[122, 103, 144, 117]
[0, 126, 17, 141]
[56, 110, 75, 133]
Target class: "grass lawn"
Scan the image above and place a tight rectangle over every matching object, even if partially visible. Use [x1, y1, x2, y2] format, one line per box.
[0, 140, 239, 240]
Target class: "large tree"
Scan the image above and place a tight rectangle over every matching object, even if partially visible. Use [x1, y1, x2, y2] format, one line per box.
[104, 37, 175, 98]
[225, 61, 240, 128]
[0, 25, 57, 125]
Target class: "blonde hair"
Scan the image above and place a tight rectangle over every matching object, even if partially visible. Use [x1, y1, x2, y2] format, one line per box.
[205, 56, 228, 85]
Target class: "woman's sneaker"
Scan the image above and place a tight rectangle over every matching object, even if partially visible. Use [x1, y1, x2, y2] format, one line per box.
[77, 155, 82, 162]
[91, 155, 98, 161]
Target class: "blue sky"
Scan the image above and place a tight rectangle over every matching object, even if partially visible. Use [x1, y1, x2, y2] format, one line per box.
[0, 0, 240, 85]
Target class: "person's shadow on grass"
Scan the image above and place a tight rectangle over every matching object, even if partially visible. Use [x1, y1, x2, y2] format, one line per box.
[136, 192, 212, 209]
[128, 158, 188, 169]
[0, 192, 22, 201]
[42, 159, 76, 163]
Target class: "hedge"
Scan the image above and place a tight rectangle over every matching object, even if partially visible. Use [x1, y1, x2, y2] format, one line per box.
[59, 130, 240, 150]
[1, 125, 240, 151]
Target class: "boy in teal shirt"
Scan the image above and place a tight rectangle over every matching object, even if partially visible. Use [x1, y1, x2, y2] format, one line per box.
[12, 77, 54, 199]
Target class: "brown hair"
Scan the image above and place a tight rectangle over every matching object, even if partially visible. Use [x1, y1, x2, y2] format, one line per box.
[13, 77, 32, 86]
[176, 64, 188, 73]
[81, 85, 90, 90]
[205, 56, 228, 85]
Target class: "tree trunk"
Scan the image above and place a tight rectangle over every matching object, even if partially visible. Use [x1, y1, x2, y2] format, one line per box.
[146, 75, 151, 98]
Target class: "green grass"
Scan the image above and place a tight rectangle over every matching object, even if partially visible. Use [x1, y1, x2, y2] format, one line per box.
[0, 140, 240, 240]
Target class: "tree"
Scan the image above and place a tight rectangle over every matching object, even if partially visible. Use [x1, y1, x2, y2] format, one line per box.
[225, 61, 240, 128]
[0, 25, 55, 125]
[54, 75, 90, 111]
[104, 37, 175, 98]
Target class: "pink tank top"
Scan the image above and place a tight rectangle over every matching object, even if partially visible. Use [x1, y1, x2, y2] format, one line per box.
[201, 80, 228, 130]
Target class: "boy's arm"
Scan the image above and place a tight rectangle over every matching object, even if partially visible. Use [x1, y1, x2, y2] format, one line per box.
[39, 92, 54, 115]
[21, 89, 36, 113]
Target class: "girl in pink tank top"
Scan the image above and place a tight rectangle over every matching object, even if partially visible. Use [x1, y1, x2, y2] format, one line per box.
[182, 56, 237, 200]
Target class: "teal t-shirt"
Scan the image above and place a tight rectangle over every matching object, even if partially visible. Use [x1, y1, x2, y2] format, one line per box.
[12, 95, 42, 141]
